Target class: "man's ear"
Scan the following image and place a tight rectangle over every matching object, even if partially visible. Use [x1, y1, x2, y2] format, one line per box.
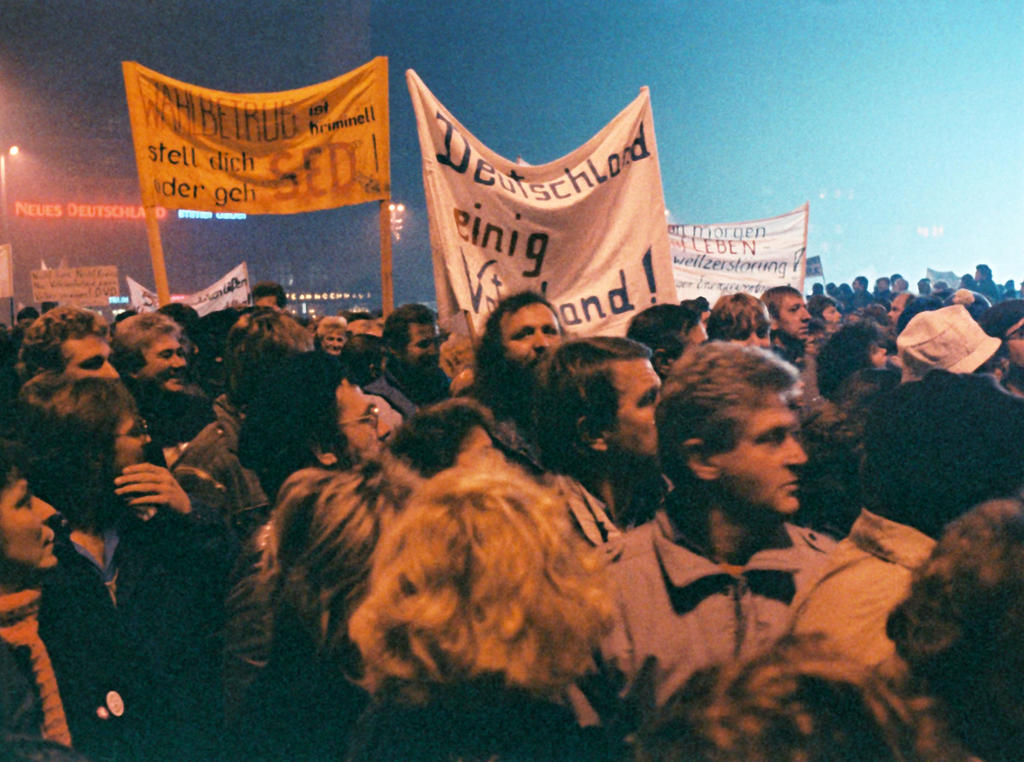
[684, 437, 720, 481]
[577, 415, 609, 453]
[651, 349, 675, 380]
[312, 444, 338, 467]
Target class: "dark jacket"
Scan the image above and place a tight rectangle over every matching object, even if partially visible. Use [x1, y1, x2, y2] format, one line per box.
[39, 505, 235, 761]
[0, 639, 42, 739]
[346, 680, 618, 762]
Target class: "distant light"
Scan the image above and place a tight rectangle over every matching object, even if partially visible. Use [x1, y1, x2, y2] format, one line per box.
[7, 146, 18, 157]
[177, 209, 247, 220]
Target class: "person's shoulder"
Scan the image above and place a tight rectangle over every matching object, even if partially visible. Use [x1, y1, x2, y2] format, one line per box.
[785, 523, 838, 555]
[606, 519, 659, 561]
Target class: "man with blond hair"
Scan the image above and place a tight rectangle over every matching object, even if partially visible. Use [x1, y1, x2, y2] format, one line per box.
[598, 342, 833, 720]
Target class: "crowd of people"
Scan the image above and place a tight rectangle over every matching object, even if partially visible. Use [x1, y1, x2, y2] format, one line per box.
[0, 264, 1022, 761]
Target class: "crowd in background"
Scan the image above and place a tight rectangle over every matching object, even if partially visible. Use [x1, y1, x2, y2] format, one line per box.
[0, 262, 1022, 761]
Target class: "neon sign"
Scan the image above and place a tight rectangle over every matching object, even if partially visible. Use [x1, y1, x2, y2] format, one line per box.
[287, 292, 372, 301]
[14, 201, 168, 220]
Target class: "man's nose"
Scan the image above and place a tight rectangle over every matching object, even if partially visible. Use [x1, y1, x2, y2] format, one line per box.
[787, 438, 808, 466]
[99, 361, 120, 380]
[170, 353, 187, 368]
[534, 334, 557, 351]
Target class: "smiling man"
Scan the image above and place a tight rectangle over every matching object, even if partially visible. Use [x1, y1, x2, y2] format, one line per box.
[597, 342, 834, 719]
[111, 313, 212, 466]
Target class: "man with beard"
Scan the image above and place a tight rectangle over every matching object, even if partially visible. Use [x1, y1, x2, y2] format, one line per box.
[18, 376, 234, 760]
[535, 337, 664, 544]
[365, 303, 449, 419]
[469, 291, 562, 472]
[111, 313, 213, 467]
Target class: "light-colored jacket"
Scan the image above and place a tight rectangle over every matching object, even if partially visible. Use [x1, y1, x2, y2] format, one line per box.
[600, 509, 834, 710]
[790, 508, 936, 666]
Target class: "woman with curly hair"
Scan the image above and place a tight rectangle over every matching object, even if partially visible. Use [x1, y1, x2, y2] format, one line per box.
[888, 498, 1024, 761]
[635, 635, 965, 761]
[227, 458, 419, 761]
[347, 453, 615, 761]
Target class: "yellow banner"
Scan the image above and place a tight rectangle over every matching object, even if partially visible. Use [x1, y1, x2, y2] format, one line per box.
[122, 58, 389, 215]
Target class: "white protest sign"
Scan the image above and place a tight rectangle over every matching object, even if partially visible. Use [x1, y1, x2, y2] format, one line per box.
[407, 70, 676, 336]
[126, 277, 159, 312]
[187, 262, 250, 315]
[0, 245, 12, 300]
[670, 204, 809, 302]
[926, 268, 960, 288]
[30, 266, 120, 306]
[128, 262, 250, 316]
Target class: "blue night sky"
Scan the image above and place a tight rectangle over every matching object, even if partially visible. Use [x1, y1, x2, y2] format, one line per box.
[1, 0, 1021, 310]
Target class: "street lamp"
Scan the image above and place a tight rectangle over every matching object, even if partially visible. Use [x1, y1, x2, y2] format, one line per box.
[388, 201, 406, 241]
[0, 145, 19, 244]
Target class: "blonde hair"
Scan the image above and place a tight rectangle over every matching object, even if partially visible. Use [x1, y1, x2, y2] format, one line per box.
[259, 457, 418, 668]
[349, 453, 612, 699]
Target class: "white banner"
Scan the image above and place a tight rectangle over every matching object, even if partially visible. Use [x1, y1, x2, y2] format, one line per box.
[0, 244, 12, 300]
[31, 266, 119, 306]
[670, 204, 809, 302]
[926, 268, 960, 288]
[407, 70, 676, 336]
[128, 262, 250, 316]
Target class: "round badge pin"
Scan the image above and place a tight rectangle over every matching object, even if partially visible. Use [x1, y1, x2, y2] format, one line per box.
[106, 690, 125, 717]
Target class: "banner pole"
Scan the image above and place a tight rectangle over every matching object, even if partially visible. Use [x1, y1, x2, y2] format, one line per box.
[379, 199, 394, 317]
[143, 206, 171, 306]
[801, 201, 810, 284]
[462, 309, 478, 344]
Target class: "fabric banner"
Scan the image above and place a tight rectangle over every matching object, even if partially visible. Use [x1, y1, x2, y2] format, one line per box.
[926, 268, 960, 288]
[805, 255, 823, 279]
[30, 266, 119, 306]
[0, 245, 12, 300]
[407, 70, 676, 337]
[127, 277, 160, 313]
[670, 204, 809, 302]
[123, 58, 390, 214]
[128, 262, 250, 316]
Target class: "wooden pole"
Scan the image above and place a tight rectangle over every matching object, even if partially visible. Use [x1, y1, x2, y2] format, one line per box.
[463, 309, 478, 344]
[379, 199, 394, 317]
[143, 206, 171, 306]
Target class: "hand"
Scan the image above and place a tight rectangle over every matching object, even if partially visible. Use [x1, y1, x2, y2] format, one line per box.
[114, 463, 191, 519]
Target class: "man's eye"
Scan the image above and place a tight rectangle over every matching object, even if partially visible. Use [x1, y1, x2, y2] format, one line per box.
[78, 357, 105, 370]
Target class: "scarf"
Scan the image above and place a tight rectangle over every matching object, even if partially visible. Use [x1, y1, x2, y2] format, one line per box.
[0, 588, 72, 746]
